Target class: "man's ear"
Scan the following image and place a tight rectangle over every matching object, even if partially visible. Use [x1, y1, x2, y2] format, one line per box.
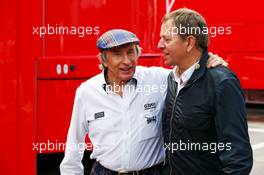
[186, 36, 196, 52]
[98, 52, 108, 68]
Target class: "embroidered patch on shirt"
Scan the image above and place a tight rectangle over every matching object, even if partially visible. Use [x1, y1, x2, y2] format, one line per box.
[144, 102, 157, 111]
[94, 111, 105, 119]
[145, 115, 157, 124]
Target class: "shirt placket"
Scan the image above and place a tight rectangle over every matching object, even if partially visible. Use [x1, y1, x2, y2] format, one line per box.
[120, 84, 133, 171]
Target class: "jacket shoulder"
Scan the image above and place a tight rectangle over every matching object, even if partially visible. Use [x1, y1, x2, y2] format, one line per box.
[206, 66, 239, 86]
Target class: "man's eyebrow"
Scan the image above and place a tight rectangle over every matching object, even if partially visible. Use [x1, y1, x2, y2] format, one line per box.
[160, 34, 170, 38]
[111, 48, 121, 52]
[160, 32, 168, 37]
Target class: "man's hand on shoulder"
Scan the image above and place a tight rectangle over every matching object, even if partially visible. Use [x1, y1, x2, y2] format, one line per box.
[207, 52, 229, 68]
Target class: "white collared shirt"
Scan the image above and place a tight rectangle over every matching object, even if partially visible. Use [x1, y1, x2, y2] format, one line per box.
[60, 66, 170, 174]
[172, 61, 199, 96]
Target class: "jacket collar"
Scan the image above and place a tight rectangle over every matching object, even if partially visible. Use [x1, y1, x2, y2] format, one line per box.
[185, 48, 209, 86]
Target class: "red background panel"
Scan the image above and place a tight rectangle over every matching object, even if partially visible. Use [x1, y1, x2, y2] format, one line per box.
[0, 0, 264, 174]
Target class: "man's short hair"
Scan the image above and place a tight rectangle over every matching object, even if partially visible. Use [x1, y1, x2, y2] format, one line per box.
[162, 8, 209, 50]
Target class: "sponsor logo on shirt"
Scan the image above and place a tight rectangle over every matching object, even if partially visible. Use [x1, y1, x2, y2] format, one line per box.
[144, 102, 157, 111]
[94, 111, 105, 119]
[145, 115, 157, 124]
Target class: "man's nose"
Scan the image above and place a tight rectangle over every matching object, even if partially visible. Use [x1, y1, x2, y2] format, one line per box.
[123, 54, 132, 65]
[157, 38, 165, 49]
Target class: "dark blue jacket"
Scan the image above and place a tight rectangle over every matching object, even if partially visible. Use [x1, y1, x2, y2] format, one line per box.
[162, 50, 253, 175]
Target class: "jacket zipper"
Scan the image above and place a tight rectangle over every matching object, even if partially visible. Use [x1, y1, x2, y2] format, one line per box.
[168, 93, 177, 175]
[168, 78, 198, 175]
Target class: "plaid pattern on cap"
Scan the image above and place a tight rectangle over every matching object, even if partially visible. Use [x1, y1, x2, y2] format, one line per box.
[96, 29, 140, 50]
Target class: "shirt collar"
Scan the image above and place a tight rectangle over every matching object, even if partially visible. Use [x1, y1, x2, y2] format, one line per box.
[101, 69, 138, 92]
[172, 60, 200, 84]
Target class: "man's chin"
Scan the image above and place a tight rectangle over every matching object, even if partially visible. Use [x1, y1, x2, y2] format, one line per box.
[164, 58, 180, 66]
[164, 60, 174, 66]
[120, 75, 134, 82]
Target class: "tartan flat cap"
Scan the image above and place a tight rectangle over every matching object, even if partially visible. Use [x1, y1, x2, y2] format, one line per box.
[96, 29, 140, 50]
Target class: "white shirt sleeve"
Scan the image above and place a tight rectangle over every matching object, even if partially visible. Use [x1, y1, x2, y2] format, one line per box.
[147, 66, 171, 78]
[137, 66, 171, 84]
[60, 87, 88, 175]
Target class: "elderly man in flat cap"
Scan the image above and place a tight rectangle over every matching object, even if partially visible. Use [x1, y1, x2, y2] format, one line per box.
[60, 29, 226, 175]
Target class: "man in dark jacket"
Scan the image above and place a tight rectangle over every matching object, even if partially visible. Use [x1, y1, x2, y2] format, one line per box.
[158, 8, 253, 175]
